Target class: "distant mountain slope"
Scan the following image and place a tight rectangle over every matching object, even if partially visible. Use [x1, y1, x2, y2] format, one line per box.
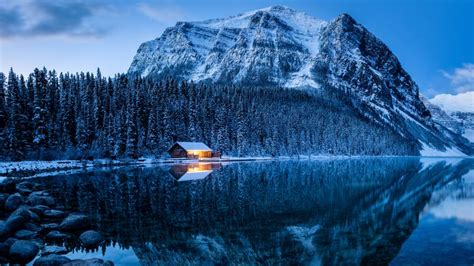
[426, 92, 474, 142]
[129, 6, 472, 156]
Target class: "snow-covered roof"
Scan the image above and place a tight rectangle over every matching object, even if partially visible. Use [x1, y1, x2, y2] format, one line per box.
[171, 142, 212, 151]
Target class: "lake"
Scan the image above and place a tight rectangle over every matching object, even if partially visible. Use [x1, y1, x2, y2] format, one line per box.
[29, 158, 474, 265]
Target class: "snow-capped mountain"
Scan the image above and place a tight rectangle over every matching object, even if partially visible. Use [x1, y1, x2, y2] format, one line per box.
[129, 6, 472, 156]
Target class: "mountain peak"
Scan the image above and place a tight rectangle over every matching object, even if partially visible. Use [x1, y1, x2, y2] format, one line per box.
[256, 5, 297, 13]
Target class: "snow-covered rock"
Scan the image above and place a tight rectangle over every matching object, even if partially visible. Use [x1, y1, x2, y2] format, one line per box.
[129, 6, 472, 156]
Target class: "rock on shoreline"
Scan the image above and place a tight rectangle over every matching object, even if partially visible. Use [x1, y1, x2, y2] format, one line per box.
[0, 179, 113, 265]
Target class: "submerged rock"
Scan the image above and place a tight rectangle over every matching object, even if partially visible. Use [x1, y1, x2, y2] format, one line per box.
[59, 214, 89, 231]
[30, 205, 50, 215]
[6, 208, 31, 231]
[28, 192, 56, 207]
[16, 183, 33, 195]
[33, 254, 71, 266]
[4, 237, 18, 246]
[64, 258, 114, 266]
[45, 231, 71, 241]
[41, 245, 68, 255]
[25, 222, 43, 232]
[41, 223, 59, 231]
[0, 221, 11, 240]
[15, 229, 37, 239]
[0, 242, 9, 257]
[0, 193, 8, 208]
[79, 230, 103, 247]
[43, 210, 66, 219]
[5, 193, 23, 211]
[0, 179, 16, 193]
[9, 240, 39, 264]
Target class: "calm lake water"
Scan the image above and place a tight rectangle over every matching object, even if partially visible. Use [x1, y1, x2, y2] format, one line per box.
[31, 158, 474, 265]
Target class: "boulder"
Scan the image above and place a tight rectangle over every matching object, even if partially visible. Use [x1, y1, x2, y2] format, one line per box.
[10, 206, 33, 219]
[15, 229, 37, 239]
[25, 222, 43, 232]
[5, 193, 23, 211]
[0, 179, 16, 193]
[45, 231, 71, 241]
[0, 221, 11, 240]
[64, 258, 114, 266]
[0, 242, 9, 257]
[16, 185, 33, 195]
[17, 181, 35, 194]
[79, 230, 103, 247]
[59, 214, 90, 231]
[41, 245, 68, 255]
[0, 193, 8, 208]
[9, 240, 39, 264]
[30, 205, 50, 215]
[41, 223, 59, 231]
[33, 254, 71, 266]
[4, 237, 18, 246]
[27, 192, 56, 207]
[43, 210, 66, 219]
[29, 210, 41, 222]
[6, 207, 31, 231]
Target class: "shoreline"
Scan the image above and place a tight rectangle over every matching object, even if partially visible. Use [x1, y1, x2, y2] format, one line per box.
[0, 155, 472, 179]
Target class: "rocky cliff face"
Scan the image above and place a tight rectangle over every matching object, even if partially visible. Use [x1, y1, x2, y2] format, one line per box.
[128, 6, 472, 155]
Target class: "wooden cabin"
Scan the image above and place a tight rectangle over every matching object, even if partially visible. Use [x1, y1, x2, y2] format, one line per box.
[168, 142, 213, 159]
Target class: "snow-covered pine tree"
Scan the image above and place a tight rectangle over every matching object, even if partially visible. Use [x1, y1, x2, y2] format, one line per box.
[0, 73, 7, 158]
[32, 68, 48, 156]
[126, 90, 139, 158]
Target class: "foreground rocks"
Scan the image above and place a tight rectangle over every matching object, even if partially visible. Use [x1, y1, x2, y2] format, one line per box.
[9, 240, 39, 264]
[33, 254, 71, 266]
[59, 214, 90, 231]
[0, 178, 111, 265]
[79, 230, 104, 247]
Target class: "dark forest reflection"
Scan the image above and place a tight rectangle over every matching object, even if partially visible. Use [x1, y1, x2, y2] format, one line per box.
[32, 158, 474, 265]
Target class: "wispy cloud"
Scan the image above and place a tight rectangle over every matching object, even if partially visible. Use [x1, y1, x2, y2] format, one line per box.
[441, 63, 474, 93]
[137, 2, 184, 24]
[0, 0, 111, 39]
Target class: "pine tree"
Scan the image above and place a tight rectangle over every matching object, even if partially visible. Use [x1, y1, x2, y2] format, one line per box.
[236, 99, 248, 156]
[7, 68, 23, 159]
[126, 92, 138, 158]
[0, 73, 7, 158]
[32, 68, 48, 156]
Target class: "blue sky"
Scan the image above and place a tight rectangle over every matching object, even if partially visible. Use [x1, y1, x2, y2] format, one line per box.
[0, 0, 472, 97]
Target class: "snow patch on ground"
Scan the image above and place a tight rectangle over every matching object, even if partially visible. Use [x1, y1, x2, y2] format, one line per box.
[0, 160, 85, 175]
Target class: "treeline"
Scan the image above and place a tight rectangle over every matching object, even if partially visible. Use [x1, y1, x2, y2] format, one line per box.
[0, 67, 417, 161]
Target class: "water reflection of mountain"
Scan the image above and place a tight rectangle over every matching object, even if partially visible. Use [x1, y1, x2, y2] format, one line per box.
[34, 158, 473, 265]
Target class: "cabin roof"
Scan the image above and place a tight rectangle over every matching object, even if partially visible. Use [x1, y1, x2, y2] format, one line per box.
[169, 142, 212, 152]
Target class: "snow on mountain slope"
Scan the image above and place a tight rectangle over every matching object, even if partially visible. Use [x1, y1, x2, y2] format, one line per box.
[128, 6, 472, 156]
[129, 6, 326, 87]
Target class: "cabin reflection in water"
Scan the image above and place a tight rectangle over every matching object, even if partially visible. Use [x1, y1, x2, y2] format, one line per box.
[169, 163, 221, 182]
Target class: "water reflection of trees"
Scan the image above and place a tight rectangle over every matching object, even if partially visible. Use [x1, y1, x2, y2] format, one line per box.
[35, 158, 473, 265]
